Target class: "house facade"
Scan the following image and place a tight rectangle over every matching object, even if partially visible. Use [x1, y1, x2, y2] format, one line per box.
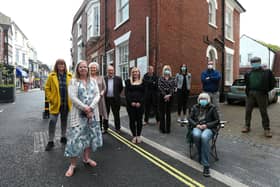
[240, 34, 275, 69]
[71, 0, 245, 96]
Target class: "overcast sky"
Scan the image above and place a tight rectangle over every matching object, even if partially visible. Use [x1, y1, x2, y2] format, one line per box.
[1, 0, 279, 68]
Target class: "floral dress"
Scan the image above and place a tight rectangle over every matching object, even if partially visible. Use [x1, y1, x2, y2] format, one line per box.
[65, 81, 103, 157]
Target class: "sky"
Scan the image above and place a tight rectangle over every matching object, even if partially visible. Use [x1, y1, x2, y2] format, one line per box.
[0, 0, 84, 68]
[1, 0, 280, 68]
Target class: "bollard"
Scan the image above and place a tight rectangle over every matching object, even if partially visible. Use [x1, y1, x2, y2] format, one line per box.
[42, 95, 50, 119]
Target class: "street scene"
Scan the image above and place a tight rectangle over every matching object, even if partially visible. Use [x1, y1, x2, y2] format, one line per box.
[1, 0, 280, 187]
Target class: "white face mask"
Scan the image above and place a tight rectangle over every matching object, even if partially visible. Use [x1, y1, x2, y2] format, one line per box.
[208, 65, 214, 69]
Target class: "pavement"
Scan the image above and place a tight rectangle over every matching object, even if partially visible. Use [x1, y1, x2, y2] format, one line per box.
[108, 98, 280, 187]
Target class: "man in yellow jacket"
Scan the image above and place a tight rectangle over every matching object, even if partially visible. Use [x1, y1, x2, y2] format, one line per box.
[45, 59, 72, 151]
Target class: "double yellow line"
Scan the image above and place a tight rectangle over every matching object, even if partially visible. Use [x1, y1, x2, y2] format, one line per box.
[108, 129, 204, 187]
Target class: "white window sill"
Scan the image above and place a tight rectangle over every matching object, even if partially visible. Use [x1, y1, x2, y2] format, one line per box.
[225, 36, 235, 43]
[209, 23, 218, 29]
[114, 18, 129, 30]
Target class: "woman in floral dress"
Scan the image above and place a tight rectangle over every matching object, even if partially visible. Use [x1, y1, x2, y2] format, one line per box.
[64, 60, 103, 177]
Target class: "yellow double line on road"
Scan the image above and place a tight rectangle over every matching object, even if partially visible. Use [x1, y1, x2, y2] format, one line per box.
[108, 129, 204, 187]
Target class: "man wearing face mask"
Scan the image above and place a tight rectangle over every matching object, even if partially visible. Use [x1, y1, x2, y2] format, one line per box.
[242, 57, 276, 137]
[188, 93, 219, 177]
[201, 61, 221, 119]
[176, 64, 192, 125]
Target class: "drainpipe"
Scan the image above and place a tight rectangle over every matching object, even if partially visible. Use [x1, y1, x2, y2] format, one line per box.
[220, 0, 225, 102]
[146, 16, 149, 69]
[103, 0, 107, 76]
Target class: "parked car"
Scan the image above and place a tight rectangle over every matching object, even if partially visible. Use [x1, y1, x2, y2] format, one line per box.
[226, 79, 278, 104]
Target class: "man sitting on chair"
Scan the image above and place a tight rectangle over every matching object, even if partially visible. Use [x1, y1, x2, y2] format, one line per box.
[188, 92, 220, 177]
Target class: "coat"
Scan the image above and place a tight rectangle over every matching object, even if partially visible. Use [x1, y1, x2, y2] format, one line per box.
[45, 71, 72, 114]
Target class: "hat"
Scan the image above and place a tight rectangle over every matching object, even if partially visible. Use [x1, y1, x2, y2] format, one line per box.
[250, 57, 261, 63]
[197, 92, 211, 103]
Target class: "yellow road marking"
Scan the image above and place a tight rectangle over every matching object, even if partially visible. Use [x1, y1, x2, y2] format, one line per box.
[108, 129, 205, 187]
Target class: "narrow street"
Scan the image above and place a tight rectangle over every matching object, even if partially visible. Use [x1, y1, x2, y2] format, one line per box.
[0, 90, 227, 187]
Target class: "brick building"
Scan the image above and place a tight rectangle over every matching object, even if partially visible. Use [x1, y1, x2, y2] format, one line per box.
[71, 0, 245, 96]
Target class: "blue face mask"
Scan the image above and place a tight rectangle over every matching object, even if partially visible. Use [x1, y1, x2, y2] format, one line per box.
[164, 69, 171, 75]
[199, 99, 208, 106]
[181, 67, 187, 72]
[251, 63, 261, 69]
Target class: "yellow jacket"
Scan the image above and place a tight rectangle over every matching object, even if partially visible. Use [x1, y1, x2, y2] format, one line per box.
[45, 71, 72, 114]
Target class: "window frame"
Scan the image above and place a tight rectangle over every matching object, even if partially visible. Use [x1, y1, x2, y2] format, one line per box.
[208, 0, 217, 27]
[225, 47, 235, 86]
[116, 42, 129, 83]
[225, 5, 234, 41]
[115, 0, 129, 28]
[87, 1, 100, 40]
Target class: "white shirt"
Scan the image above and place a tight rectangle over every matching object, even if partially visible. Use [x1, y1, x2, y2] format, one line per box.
[107, 77, 114, 97]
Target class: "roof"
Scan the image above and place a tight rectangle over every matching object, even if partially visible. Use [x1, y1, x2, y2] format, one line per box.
[241, 34, 279, 53]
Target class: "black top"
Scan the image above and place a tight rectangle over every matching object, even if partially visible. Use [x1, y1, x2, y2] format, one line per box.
[125, 79, 145, 107]
[143, 73, 158, 92]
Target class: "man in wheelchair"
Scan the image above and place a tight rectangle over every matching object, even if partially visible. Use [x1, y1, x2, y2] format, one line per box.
[188, 92, 220, 177]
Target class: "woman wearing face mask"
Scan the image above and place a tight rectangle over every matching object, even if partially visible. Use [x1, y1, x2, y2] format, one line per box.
[158, 65, 176, 133]
[176, 64, 192, 125]
[188, 93, 219, 177]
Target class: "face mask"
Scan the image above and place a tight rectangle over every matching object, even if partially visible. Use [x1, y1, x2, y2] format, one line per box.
[199, 99, 208, 106]
[181, 67, 187, 72]
[251, 63, 261, 69]
[164, 69, 171, 75]
[208, 65, 214, 69]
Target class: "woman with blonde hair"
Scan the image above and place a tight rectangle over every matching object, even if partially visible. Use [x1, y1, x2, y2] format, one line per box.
[158, 65, 176, 133]
[89, 62, 108, 134]
[64, 60, 102, 177]
[125, 67, 145, 143]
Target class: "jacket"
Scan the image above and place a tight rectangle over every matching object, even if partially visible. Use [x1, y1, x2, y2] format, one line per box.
[104, 76, 123, 104]
[143, 73, 158, 92]
[201, 69, 221, 93]
[188, 103, 220, 131]
[45, 71, 72, 114]
[176, 73, 191, 90]
[245, 68, 276, 96]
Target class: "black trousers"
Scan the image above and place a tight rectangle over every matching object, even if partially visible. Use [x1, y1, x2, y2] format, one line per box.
[127, 106, 144, 136]
[159, 97, 172, 133]
[99, 115, 109, 131]
[105, 97, 121, 130]
[245, 91, 270, 130]
[177, 89, 189, 115]
[144, 91, 159, 122]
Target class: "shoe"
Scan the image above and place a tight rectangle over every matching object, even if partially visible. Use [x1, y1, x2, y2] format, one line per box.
[143, 121, 148, 126]
[45, 141, 54, 151]
[203, 166, 210, 177]
[132, 137, 137, 144]
[182, 118, 188, 124]
[83, 159, 97, 167]
[60, 137, 67, 144]
[102, 130, 108, 134]
[65, 164, 76, 177]
[241, 127, 250, 133]
[116, 129, 121, 134]
[264, 130, 272, 138]
[136, 136, 142, 143]
[177, 118, 181, 123]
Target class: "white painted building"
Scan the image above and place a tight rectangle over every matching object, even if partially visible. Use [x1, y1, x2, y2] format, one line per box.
[11, 22, 29, 70]
[240, 35, 275, 69]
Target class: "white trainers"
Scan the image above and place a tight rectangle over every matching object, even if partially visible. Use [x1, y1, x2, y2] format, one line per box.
[177, 118, 181, 123]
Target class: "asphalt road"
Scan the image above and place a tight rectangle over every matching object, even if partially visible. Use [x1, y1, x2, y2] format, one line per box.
[0, 90, 227, 187]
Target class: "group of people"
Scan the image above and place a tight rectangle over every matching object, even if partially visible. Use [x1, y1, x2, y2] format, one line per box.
[44, 56, 275, 177]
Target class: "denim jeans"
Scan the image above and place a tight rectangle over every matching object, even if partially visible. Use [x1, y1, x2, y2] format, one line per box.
[192, 128, 213, 167]
[48, 109, 68, 142]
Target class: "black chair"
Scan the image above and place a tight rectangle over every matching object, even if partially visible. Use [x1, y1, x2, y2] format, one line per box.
[186, 121, 225, 161]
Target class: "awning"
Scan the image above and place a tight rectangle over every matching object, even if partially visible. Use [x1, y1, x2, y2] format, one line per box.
[16, 67, 28, 77]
